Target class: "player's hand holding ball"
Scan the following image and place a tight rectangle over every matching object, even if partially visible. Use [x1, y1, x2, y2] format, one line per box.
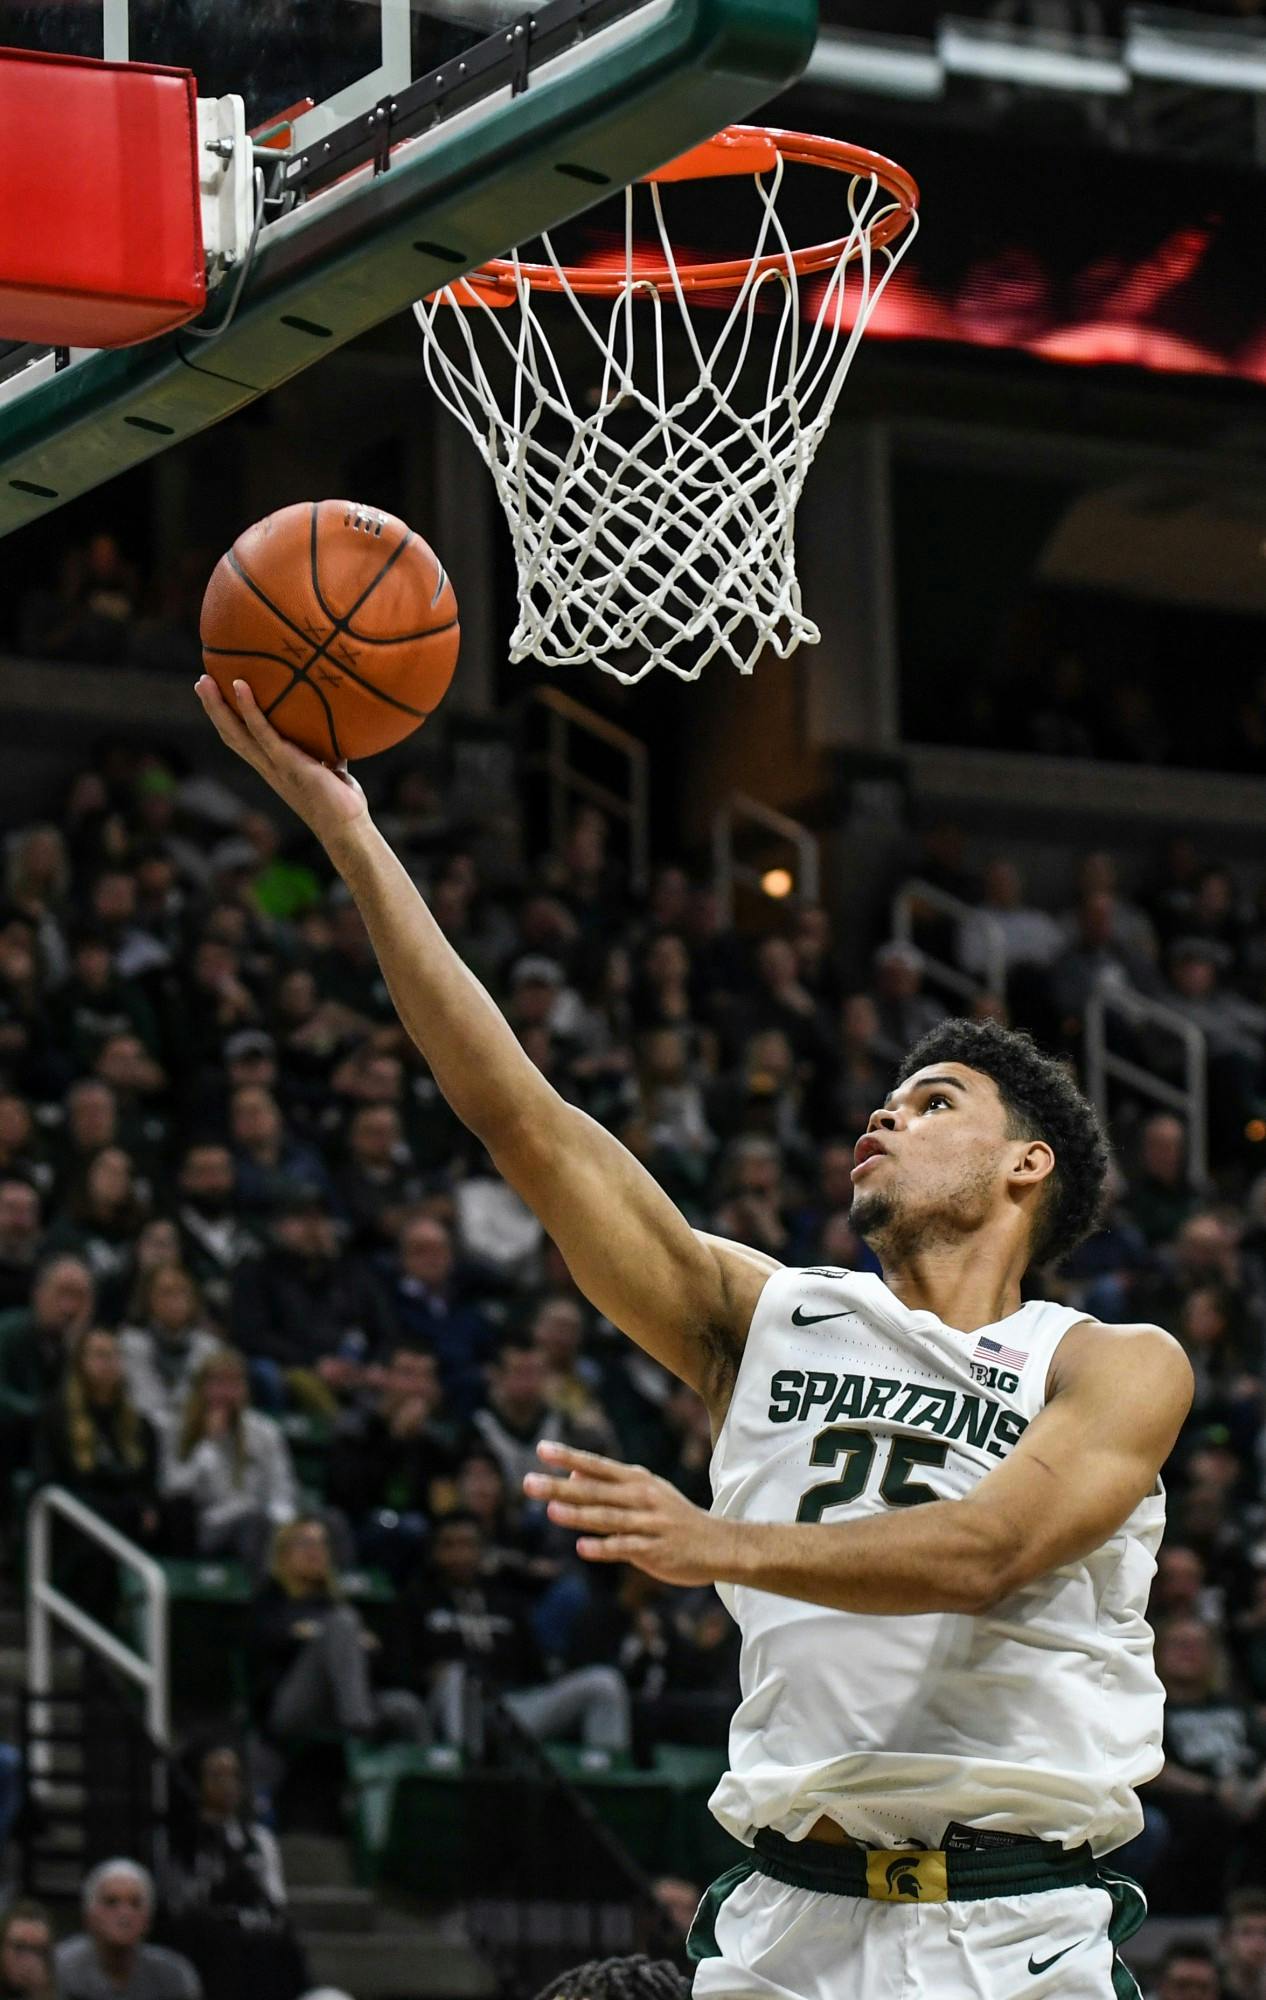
[196, 498, 459, 848]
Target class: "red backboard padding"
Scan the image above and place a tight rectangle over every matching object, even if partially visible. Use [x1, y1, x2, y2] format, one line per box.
[0, 46, 205, 347]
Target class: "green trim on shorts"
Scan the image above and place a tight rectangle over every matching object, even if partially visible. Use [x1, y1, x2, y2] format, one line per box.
[1097, 1866, 1147, 2000]
[686, 1862, 756, 1964]
[751, 1829, 1102, 1905]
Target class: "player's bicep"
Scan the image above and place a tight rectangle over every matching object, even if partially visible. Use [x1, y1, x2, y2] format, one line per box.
[491, 1104, 744, 1393]
[960, 1323, 1192, 1592]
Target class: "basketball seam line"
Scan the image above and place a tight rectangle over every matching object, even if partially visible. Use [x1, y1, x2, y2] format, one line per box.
[222, 549, 345, 760]
[305, 504, 444, 709]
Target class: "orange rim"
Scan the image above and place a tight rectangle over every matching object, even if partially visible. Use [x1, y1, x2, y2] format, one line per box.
[438, 125, 919, 306]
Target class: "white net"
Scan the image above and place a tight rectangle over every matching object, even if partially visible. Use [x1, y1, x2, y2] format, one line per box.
[412, 147, 917, 683]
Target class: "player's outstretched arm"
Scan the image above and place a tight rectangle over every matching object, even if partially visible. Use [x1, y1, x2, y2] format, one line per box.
[195, 676, 770, 1398]
[526, 1321, 1193, 1611]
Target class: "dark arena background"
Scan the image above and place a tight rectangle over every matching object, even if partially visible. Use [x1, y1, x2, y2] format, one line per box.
[2, 3, 1266, 1998]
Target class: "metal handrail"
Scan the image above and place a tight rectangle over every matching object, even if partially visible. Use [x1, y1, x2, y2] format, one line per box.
[1084, 978, 1208, 1187]
[27, 1487, 170, 1750]
[530, 686, 650, 895]
[713, 794, 820, 920]
[891, 878, 1008, 1003]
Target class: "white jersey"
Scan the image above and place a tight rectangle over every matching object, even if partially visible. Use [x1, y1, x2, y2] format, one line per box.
[708, 1266, 1165, 1858]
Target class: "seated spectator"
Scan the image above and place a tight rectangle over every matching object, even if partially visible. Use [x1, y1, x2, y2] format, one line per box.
[636, 1029, 714, 1202]
[119, 1266, 221, 1432]
[22, 532, 139, 662]
[957, 859, 1064, 979]
[1220, 1885, 1266, 2000]
[631, 934, 696, 1037]
[326, 1345, 458, 1577]
[44, 1147, 149, 1325]
[0, 1255, 95, 1474]
[5, 824, 71, 978]
[87, 868, 171, 984]
[453, 1449, 558, 1595]
[162, 1739, 308, 2000]
[453, 1151, 545, 1285]
[231, 1190, 396, 1415]
[1178, 1284, 1260, 1449]
[787, 1139, 860, 1262]
[1162, 940, 1265, 1156]
[1128, 1113, 1199, 1247]
[825, 999, 889, 1148]
[0, 1180, 43, 1313]
[249, 1518, 428, 1749]
[0, 1094, 53, 1199]
[529, 1294, 616, 1445]
[1149, 1940, 1221, 2000]
[866, 943, 945, 1067]
[55, 931, 159, 1075]
[1059, 852, 1156, 963]
[394, 1511, 630, 1760]
[35, 1327, 167, 1560]
[737, 937, 832, 1088]
[1047, 890, 1158, 1033]
[162, 1348, 301, 1569]
[471, 1340, 613, 1498]
[710, 1137, 794, 1261]
[788, 904, 843, 1013]
[228, 1088, 332, 1222]
[1152, 1544, 1222, 1629]
[56, 1860, 200, 2000]
[1186, 865, 1251, 971]
[52, 1083, 118, 1199]
[653, 1385, 713, 1511]
[707, 1030, 812, 1163]
[0, 1901, 53, 1999]
[571, 1569, 738, 1753]
[1149, 1615, 1266, 1913]
[336, 1104, 425, 1253]
[386, 1213, 498, 1418]
[171, 1143, 260, 1323]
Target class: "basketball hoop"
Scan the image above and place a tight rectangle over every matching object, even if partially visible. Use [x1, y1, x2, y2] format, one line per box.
[412, 125, 918, 683]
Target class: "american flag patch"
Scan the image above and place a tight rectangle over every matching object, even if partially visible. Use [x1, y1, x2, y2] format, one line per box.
[972, 1334, 1027, 1370]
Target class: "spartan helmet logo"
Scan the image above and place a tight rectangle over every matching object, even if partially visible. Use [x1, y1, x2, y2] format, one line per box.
[885, 1857, 922, 1900]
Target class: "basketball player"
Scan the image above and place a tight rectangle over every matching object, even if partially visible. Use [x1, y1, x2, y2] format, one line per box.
[197, 676, 1192, 1999]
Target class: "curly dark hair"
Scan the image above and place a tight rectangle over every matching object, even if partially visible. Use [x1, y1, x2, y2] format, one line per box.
[895, 1018, 1109, 1271]
[534, 1960, 692, 2000]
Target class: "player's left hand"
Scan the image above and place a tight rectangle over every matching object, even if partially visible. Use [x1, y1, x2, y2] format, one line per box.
[525, 1441, 737, 1586]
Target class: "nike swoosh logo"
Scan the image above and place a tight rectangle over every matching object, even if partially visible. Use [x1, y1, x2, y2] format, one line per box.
[1028, 1943, 1083, 1976]
[790, 1306, 855, 1327]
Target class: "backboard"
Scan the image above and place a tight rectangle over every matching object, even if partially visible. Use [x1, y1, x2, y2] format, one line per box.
[0, 0, 816, 536]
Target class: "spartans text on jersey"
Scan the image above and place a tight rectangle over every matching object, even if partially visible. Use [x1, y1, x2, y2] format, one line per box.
[766, 1369, 1029, 1457]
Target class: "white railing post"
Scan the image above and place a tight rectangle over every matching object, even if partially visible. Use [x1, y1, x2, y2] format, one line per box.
[1084, 980, 1209, 1187]
[531, 687, 650, 895]
[712, 794, 820, 921]
[891, 878, 1007, 1004]
[26, 1487, 171, 1750]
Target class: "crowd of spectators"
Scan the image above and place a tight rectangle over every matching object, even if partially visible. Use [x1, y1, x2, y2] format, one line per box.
[0, 717, 1265, 1969]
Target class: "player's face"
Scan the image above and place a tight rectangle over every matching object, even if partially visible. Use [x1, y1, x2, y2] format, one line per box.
[850, 1063, 1028, 1260]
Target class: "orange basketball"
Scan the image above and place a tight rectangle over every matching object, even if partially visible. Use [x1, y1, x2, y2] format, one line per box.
[200, 500, 459, 762]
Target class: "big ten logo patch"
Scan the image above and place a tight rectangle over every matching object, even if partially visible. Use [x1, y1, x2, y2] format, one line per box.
[865, 1850, 949, 1903]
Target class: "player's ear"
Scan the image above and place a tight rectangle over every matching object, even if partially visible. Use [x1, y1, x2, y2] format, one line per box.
[1009, 1139, 1055, 1190]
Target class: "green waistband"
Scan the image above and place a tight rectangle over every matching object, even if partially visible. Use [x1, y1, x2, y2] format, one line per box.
[752, 1828, 1101, 1905]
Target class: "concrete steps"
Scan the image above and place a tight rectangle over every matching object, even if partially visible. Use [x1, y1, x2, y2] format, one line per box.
[301, 1907, 498, 2000]
[278, 1836, 497, 1999]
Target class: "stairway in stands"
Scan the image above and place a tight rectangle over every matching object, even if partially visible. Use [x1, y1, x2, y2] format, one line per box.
[283, 1833, 496, 1999]
[0, 1575, 496, 2000]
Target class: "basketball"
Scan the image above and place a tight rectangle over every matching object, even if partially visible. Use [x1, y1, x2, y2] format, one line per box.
[200, 500, 459, 762]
